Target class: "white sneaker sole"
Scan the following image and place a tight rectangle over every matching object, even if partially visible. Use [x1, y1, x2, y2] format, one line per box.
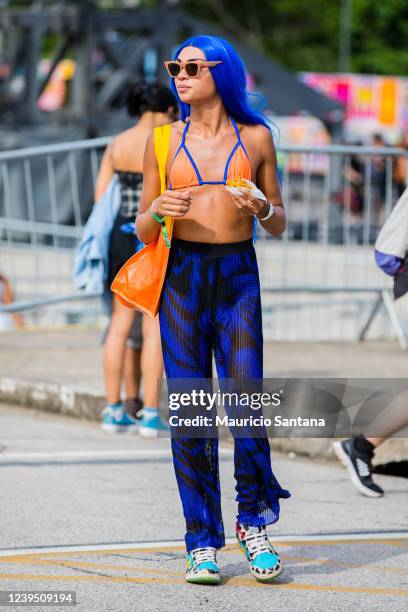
[185, 572, 220, 585]
[251, 562, 283, 582]
[138, 426, 160, 438]
[101, 423, 138, 433]
[332, 441, 383, 498]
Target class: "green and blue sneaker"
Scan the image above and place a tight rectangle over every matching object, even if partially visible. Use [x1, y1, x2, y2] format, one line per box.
[185, 546, 220, 585]
[138, 408, 170, 438]
[236, 521, 282, 582]
[101, 402, 138, 433]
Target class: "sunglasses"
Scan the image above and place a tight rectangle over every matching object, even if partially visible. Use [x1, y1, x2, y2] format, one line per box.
[164, 59, 222, 78]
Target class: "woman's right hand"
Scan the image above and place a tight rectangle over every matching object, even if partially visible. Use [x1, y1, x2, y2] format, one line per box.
[151, 189, 192, 217]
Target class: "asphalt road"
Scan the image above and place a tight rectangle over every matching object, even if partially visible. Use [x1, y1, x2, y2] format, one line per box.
[0, 403, 407, 611]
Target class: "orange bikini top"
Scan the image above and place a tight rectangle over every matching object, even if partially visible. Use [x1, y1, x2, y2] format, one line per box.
[168, 116, 252, 190]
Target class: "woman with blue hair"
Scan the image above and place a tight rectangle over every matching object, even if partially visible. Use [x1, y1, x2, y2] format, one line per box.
[136, 35, 290, 585]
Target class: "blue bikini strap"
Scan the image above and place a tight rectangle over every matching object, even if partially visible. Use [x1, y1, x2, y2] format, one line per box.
[230, 116, 250, 159]
[223, 116, 250, 181]
[230, 116, 240, 140]
[223, 141, 239, 181]
[230, 116, 256, 245]
[169, 120, 201, 188]
[181, 119, 190, 145]
[181, 119, 204, 184]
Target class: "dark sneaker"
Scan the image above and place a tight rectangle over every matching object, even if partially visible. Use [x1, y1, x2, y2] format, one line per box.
[125, 397, 144, 420]
[333, 437, 384, 498]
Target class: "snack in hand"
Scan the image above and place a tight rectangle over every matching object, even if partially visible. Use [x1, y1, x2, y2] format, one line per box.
[226, 177, 267, 202]
[226, 177, 253, 189]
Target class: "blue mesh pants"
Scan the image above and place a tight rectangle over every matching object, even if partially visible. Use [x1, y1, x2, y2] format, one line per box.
[159, 237, 290, 552]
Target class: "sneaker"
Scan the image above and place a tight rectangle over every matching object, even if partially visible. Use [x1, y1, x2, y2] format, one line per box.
[138, 408, 170, 438]
[125, 397, 144, 420]
[236, 521, 282, 582]
[101, 403, 138, 433]
[185, 547, 220, 585]
[332, 437, 384, 498]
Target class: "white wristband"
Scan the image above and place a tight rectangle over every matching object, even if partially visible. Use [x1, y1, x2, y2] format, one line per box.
[257, 201, 275, 221]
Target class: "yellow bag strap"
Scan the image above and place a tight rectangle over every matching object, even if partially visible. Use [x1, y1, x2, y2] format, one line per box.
[153, 124, 173, 247]
[153, 124, 171, 194]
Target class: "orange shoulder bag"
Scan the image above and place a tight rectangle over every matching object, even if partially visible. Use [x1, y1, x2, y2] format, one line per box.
[110, 124, 174, 317]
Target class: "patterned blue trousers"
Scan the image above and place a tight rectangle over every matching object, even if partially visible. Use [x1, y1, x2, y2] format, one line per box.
[159, 237, 290, 552]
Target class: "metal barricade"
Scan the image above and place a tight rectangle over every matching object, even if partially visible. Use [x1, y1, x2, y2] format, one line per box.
[0, 138, 407, 339]
[257, 143, 408, 341]
[0, 137, 110, 326]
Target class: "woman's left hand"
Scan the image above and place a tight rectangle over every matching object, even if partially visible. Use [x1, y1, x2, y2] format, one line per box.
[229, 188, 268, 218]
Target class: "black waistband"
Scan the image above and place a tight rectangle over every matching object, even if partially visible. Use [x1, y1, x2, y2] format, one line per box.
[171, 238, 254, 256]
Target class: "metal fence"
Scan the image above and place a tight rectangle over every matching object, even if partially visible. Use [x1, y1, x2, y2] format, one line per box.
[0, 138, 109, 327]
[1, 138, 407, 340]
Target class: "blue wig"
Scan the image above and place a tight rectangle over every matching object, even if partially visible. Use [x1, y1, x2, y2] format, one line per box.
[169, 35, 272, 131]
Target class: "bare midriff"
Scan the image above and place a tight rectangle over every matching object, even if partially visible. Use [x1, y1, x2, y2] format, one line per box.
[170, 184, 253, 243]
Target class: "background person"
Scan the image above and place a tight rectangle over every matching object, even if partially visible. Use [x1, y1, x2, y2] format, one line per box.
[95, 81, 178, 435]
[333, 387, 408, 497]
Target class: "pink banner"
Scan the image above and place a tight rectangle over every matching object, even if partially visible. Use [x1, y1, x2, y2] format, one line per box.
[300, 72, 407, 141]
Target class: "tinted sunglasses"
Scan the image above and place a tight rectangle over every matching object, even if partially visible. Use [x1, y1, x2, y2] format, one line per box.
[164, 59, 222, 78]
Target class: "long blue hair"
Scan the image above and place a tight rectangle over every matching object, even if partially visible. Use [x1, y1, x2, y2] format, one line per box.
[169, 35, 271, 130]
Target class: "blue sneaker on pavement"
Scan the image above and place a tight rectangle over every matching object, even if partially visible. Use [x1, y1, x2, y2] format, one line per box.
[138, 408, 170, 438]
[101, 402, 138, 433]
[236, 521, 282, 582]
[185, 547, 220, 585]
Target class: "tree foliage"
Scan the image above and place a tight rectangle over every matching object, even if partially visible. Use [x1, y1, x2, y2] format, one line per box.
[182, 0, 408, 75]
[7, 1, 408, 75]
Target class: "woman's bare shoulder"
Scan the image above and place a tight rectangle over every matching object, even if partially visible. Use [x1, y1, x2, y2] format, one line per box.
[114, 125, 137, 143]
[169, 120, 187, 134]
[240, 122, 273, 143]
[143, 120, 184, 149]
[108, 128, 135, 160]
